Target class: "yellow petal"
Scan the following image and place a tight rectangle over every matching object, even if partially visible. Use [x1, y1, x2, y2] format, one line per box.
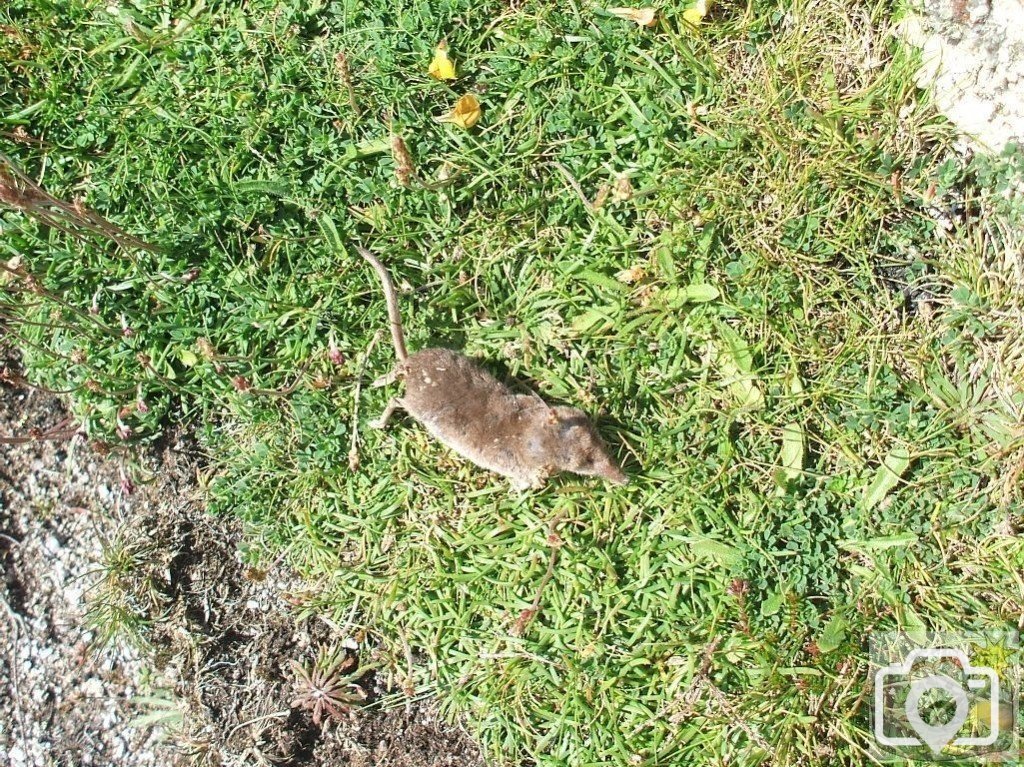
[683, 0, 711, 27]
[607, 7, 657, 27]
[427, 41, 456, 80]
[435, 94, 481, 130]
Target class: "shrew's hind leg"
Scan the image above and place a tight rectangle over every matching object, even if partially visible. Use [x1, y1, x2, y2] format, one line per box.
[370, 397, 404, 429]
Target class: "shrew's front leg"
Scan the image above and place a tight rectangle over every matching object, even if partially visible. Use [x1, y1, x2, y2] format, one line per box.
[370, 397, 404, 429]
[509, 465, 550, 492]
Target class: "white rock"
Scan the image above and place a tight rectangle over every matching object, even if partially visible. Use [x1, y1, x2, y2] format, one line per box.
[897, 0, 1024, 151]
[81, 676, 106, 697]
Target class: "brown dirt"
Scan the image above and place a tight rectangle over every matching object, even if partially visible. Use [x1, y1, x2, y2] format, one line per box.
[0, 352, 486, 767]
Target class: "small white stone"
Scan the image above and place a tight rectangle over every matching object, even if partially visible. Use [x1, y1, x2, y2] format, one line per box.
[968, 0, 992, 24]
[81, 677, 105, 697]
[9, 745, 27, 767]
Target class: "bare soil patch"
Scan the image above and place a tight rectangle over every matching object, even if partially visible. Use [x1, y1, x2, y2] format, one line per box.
[0, 353, 485, 767]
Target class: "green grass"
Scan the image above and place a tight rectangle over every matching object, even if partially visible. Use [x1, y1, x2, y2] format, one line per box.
[3, 0, 1024, 764]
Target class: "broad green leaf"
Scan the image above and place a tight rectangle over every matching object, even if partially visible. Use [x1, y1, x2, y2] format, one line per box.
[817, 615, 847, 653]
[761, 590, 785, 617]
[653, 243, 677, 281]
[579, 269, 628, 293]
[899, 604, 929, 644]
[660, 283, 720, 306]
[572, 307, 615, 333]
[788, 368, 805, 396]
[318, 215, 344, 254]
[862, 446, 912, 510]
[979, 410, 1019, 449]
[685, 537, 743, 567]
[707, 325, 764, 411]
[234, 179, 290, 197]
[777, 422, 804, 484]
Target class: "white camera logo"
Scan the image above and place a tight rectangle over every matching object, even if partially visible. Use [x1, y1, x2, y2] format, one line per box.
[874, 648, 1000, 754]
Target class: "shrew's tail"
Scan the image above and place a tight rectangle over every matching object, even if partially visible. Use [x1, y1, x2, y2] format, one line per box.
[355, 246, 408, 362]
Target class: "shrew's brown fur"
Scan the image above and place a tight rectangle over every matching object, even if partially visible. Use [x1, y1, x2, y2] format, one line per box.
[357, 247, 627, 489]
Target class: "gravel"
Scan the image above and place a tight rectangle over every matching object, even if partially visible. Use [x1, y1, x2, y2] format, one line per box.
[0, 385, 171, 767]
[0, 369, 485, 767]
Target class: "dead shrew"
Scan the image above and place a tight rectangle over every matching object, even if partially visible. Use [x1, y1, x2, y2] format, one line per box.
[357, 246, 628, 489]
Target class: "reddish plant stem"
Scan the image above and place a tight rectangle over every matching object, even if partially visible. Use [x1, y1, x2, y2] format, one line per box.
[0, 417, 82, 445]
[0, 153, 161, 254]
